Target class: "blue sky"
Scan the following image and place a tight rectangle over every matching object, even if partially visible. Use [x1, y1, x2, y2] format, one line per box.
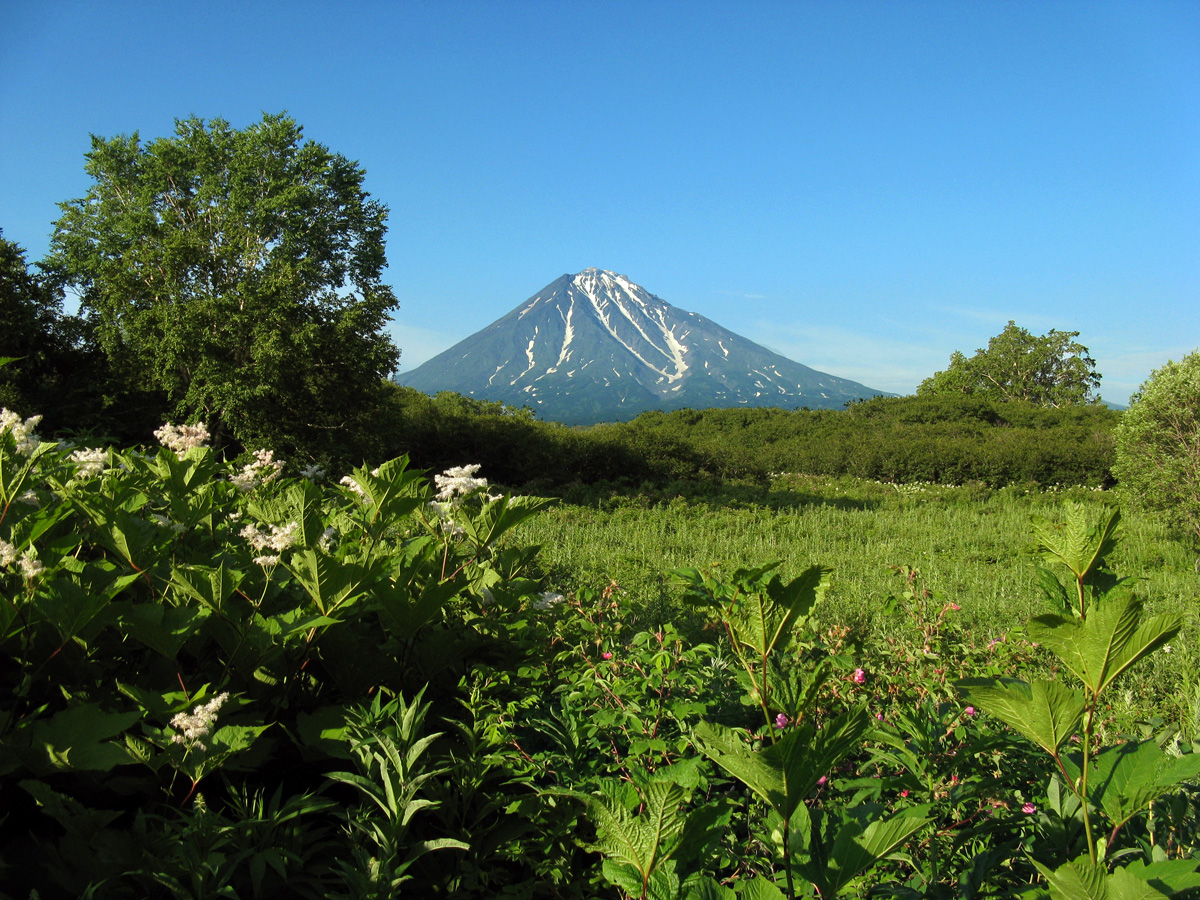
[2, 1, 1197, 403]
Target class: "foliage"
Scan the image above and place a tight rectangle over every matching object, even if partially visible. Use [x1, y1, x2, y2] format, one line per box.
[1113, 350, 1200, 546]
[959, 505, 1199, 896]
[383, 388, 1119, 494]
[44, 113, 400, 465]
[919, 321, 1102, 407]
[0, 231, 101, 431]
[3, 405, 1198, 898]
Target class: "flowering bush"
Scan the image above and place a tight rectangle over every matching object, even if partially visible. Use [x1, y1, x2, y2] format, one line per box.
[1, 411, 1196, 899]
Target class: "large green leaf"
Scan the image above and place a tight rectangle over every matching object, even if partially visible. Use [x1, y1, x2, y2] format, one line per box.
[799, 806, 931, 897]
[22, 703, 140, 773]
[1033, 857, 1173, 900]
[1030, 504, 1120, 588]
[1072, 740, 1200, 830]
[1028, 595, 1180, 697]
[695, 707, 871, 821]
[956, 677, 1084, 756]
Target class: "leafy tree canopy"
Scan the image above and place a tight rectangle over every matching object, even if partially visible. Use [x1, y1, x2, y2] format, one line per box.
[1113, 350, 1200, 545]
[45, 112, 400, 463]
[918, 321, 1101, 407]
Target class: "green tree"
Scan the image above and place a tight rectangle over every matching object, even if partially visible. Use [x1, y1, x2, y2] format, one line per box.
[918, 321, 1101, 407]
[45, 113, 400, 463]
[0, 230, 105, 430]
[1113, 350, 1200, 546]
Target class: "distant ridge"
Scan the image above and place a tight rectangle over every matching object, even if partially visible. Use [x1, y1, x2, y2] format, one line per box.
[396, 268, 890, 425]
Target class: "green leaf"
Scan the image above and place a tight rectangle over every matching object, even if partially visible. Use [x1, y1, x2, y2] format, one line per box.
[1122, 859, 1200, 895]
[695, 707, 871, 821]
[956, 677, 1084, 756]
[1082, 740, 1200, 830]
[1028, 595, 1180, 698]
[801, 806, 932, 897]
[23, 703, 140, 773]
[111, 600, 210, 659]
[1031, 504, 1120, 587]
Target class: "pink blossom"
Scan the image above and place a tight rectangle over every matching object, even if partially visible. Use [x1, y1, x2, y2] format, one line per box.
[1022, 802, 1036, 814]
[852, 668, 866, 684]
[900, 789, 909, 798]
[816, 776, 827, 786]
[964, 706, 976, 717]
[601, 651, 613, 661]
[775, 713, 790, 729]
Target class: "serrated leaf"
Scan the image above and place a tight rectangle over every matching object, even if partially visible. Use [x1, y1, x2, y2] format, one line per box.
[956, 677, 1084, 755]
[1028, 596, 1180, 697]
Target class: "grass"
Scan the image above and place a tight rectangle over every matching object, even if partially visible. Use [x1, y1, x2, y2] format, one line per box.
[516, 473, 1200, 736]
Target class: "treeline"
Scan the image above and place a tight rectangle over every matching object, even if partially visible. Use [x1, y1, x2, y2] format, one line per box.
[381, 388, 1120, 491]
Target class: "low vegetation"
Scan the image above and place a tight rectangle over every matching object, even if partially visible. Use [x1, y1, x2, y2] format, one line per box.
[3, 409, 1198, 899]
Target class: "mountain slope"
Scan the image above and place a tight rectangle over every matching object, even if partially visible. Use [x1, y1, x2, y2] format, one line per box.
[396, 268, 889, 424]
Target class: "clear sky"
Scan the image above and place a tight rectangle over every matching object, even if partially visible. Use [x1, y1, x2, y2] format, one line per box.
[2, 1, 1197, 404]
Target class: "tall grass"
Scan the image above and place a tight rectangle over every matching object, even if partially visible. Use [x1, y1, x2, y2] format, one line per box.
[518, 474, 1200, 734]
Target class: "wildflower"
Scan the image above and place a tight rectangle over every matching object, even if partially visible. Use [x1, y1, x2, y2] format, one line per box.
[434, 464, 488, 501]
[19, 548, 45, 580]
[533, 591, 565, 610]
[601, 651, 613, 661]
[0, 540, 16, 566]
[69, 447, 108, 480]
[1022, 802, 1036, 814]
[253, 555, 280, 567]
[816, 775, 828, 786]
[0, 408, 43, 455]
[240, 521, 299, 554]
[154, 422, 210, 458]
[852, 668, 866, 684]
[230, 449, 283, 491]
[949, 603, 961, 611]
[16, 489, 39, 507]
[317, 526, 337, 553]
[775, 713, 790, 729]
[149, 513, 187, 533]
[299, 462, 325, 480]
[900, 789, 910, 798]
[1163, 644, 1173, 654]
[964, 706, 976, 717]
[170, 692, 230, 751]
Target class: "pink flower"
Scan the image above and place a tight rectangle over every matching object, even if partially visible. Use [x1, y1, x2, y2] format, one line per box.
[1022, 802, 1036, 814]
[601, 651, 613, 660]
[852, 668, 866, 684]
[964, 706, 976, 717]
[900, 789, 909, 798]
[775, 713, 790, 729]
[875, 712, 884, 720]
[816, 776, 827, 786]
[950, 603, 961, 611]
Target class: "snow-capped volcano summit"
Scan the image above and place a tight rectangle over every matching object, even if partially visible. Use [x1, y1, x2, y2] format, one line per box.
[395, 269, 888, 424]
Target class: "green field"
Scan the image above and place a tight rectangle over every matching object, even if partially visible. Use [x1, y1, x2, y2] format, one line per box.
[520, 475, 1200, 735]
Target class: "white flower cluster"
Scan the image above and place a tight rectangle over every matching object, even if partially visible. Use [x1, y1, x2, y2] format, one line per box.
[533, 591, 565, 610]
[0, 408, 43, 456]
[230, 449, 284, 492]
[240, 521, 299, 567]
[317, 526, 337, 553]
[428, 500, 466, 538]
[0, 539, 16, 567]
[338, 467, 380, 501]
[69, 447, 108, 480]
[170, 692, 230, 751]
[154, 422, 211, 458]
[149, 512, 187, 533]
[299, 462, 325, 480]
[434, 464, 489, 501]
[18, 548, 44, 580]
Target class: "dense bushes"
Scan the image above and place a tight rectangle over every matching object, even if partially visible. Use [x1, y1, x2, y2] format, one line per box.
[380, 390, 1119, 492]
